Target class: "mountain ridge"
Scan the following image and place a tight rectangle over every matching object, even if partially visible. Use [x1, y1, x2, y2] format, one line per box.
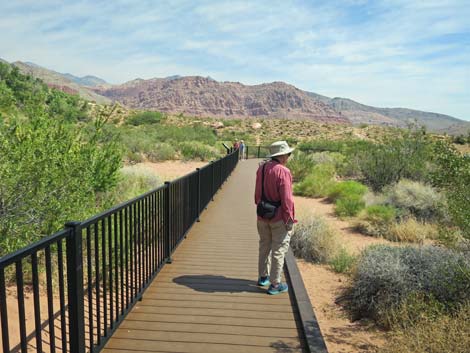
[4, 60, 469, 134]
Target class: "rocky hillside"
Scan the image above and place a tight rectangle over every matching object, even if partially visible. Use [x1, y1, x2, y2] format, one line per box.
[5, 60, 469, 133]
[326, 97, 470, 133]
[11, 61, 111, 104]
[93, 76, 348, 124]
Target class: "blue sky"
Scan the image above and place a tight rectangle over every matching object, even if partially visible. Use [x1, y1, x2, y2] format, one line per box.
[1, 0, 469, 120]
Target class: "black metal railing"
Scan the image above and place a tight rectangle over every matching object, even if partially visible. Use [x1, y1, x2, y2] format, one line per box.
[0, 149, 239, 353]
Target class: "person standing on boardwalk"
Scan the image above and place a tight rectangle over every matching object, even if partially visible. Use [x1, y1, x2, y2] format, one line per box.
[254, 141, 296, 295]
[239, 140, 246, 160]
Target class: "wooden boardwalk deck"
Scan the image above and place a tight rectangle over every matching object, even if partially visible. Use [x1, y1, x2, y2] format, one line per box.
[103, 159, 307, 353]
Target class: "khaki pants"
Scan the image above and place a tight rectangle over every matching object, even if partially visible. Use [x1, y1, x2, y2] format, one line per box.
[257, 220, 291, 285]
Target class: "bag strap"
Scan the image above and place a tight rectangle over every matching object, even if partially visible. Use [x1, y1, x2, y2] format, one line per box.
[261, 161, 281, 205]
[261, 163, 267, 202]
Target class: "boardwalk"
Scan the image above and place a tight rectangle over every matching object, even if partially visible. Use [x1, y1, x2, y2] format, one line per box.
[103, 159, 307, 353]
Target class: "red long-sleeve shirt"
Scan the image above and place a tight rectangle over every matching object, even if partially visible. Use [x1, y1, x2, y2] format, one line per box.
[254, 160, 295, 224]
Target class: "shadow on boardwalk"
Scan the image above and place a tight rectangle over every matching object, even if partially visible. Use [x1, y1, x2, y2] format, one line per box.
[173, 274, 266, 293]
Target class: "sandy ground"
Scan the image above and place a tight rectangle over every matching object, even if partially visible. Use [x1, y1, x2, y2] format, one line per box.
[294, 196, 390, 353]
[140, 160, 207, 181]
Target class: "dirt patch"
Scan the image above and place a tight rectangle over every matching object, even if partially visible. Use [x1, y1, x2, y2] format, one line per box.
[139, 160, 207, 181]
[294, 196, 390, 352]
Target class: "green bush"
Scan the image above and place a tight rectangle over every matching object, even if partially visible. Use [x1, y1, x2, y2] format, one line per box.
[329, 248, 357, 273]
[432, 142, 470, 239]
[293, 163, 336, 197]
[147, 143, 177, 161]
[387, 218, 438, 243]
[385, 179, 445, 221]
[0, 115, 122, 255]
[100, 165, 161, 208]
[328, 181, 368, 201]
[357, 127, 433, 191]
[126, 111, 164, 126]
[346, 245, 470, 327]
[290, 217, 339, 263]
[335, 196, 365, 217]
[178, 141, 220, 161]
[286, 151, 316, 182]
[355, 205, 397, 237]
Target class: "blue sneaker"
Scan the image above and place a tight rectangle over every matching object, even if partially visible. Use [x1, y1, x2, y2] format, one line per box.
[257, 276, 270, 286]
[267, 283, 288, 295]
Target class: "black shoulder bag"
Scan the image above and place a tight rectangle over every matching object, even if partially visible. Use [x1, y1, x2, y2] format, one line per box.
[256, 163, 282, 219]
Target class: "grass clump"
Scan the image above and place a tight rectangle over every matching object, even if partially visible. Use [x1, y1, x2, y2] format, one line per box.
[355, 205, 397, 237]
[328, 181, 368, 217]
[126, 111, 165, 126]
[290, 217, 339, 263]
[293, 163, 336, 198]
[381, 300, 470, 353]
[178, 141, 219, 161]
[346, 245, 470, 327]
[100, 165, 161, 207]
[385, 179, 444, 221]
[329, 248, 357, 273]
[286, 151, 316, 182]
[146, 143, 177, 162]
[387, 218, 438, 243]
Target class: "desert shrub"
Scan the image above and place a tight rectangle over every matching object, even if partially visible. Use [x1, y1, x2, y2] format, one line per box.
[293, 163, 336, 197]
[335, 196, 365, 217]
[178, 141, 220, 161]
[290, 217, 339, 263]
[432, 142, 470, 239]
[357, 126, 433, 191]
[100, 165, 161, 208]
[328, 181, 368, 201]
[381, 301, 470, 353]
[146, 142, 177, 161]
[0, 115, 122, 255]
[126, 111, 164, 126]
[286, 151, 316, 181]
[309, 151, 345, 167]
[386, 218, 438, 243]
[329, 248, 357, 273]
[346, 245, 470, 326]
[385, 179, 444, 221]
[355, 205, 397, 237]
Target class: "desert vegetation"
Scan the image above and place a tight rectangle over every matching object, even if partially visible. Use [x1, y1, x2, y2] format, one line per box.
[288, 125, 470, 352]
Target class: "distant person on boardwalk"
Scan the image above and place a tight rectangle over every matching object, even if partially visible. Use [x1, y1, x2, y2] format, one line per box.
[254, 141, 296, 295]
[239, 140, 246, 160]
[233, 140, 240, 152]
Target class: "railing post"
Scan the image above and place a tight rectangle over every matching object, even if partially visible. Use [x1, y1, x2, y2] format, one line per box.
[65, 221, 85, 353]
[164, 182, 172, 264]
[257, 146, 261, 158]
[196, 168, 201, 222]
[211, 161, 215, 201]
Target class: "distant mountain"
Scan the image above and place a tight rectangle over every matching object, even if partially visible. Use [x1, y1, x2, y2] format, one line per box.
[61, 73, 107, 87]
[93, 76, 348, 124]
[11, 61, 110, 104]
[325, 97, 470, 133]
[5, 59, 468, 133]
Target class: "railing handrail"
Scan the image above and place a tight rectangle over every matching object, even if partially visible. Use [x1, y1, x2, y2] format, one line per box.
[0, 228, 71, 270]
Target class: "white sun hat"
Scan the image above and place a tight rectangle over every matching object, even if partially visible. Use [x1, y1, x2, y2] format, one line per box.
[267, 141, 295, 158]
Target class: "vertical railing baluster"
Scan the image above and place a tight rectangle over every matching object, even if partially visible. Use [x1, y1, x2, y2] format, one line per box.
[57, 242, 67, 353]
[45, 246, 56, 353]
[94, 222, 101, 346]
[15, 261, 27, 353]
[65, 221, 85, 353]
[86, 227, 93, 350]
[164, 182, 172, 263]
[0, 268, 10, 353]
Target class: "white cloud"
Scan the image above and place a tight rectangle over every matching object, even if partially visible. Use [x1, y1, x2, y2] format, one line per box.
[0, 0, 468, 119]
